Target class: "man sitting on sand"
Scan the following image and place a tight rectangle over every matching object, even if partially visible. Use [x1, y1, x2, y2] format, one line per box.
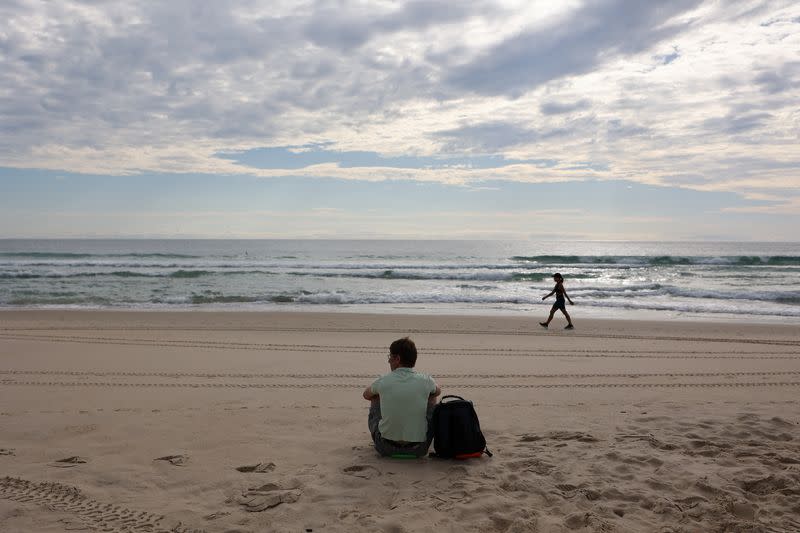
[363, 337, 441, 457]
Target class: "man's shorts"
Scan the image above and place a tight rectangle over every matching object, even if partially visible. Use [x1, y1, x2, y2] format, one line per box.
[368, 401, 433, 458]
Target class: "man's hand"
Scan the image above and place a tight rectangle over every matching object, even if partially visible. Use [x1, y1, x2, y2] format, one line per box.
[428, 384, 441, 406]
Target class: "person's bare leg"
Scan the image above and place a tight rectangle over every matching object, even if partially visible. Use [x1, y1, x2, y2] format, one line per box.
[540, 307, 556, 328]
[562, 308, 574, 328]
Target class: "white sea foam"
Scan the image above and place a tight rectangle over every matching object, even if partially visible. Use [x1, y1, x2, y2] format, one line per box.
[1, 239, 798, 321]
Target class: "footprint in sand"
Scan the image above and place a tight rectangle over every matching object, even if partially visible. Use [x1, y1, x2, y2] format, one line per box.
[237, 483, 302, 512]
[57, 518, 90, 531]
[769, 416, 793, 427]
[236, 462, 276, 473]
[0, 448, 14, 456]
[342, 465, 381, 479]
[506, 458, 556, 475]
[520, 431, 598, 443]
[728, 501, 757, 520]
[154, 454, 189, 466]
[741, 474, 793, 495]
[564, 512, 611, 531]
[615, 433, 677, 450]
[50, 456, 88, 468]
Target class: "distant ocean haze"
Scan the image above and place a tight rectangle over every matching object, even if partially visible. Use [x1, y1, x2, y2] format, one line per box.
[1, 239, 799, 322]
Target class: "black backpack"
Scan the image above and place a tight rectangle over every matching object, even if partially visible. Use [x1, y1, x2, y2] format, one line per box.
[430, 395, 492, 459]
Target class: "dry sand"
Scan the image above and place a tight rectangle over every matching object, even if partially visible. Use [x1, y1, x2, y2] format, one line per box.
[1, 310, 798, 533]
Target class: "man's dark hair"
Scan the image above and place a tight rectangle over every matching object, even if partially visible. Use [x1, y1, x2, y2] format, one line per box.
[390, 337, 417, 367]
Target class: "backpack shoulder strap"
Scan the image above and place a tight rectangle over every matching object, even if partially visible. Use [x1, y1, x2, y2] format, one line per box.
[439, 395, 465, 403]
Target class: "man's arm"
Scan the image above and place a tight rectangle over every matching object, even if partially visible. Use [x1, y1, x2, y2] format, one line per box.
[428, 383, 441, 405]
[363, 385, 378, 401]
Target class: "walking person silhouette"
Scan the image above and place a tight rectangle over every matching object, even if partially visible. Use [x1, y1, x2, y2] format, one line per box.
[540, 273, 575, 330]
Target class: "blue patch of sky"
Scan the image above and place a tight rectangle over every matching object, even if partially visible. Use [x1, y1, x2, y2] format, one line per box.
[654, 47, 680, 65]
[0, 167, 775, 218]
[214, 145, 558, 170]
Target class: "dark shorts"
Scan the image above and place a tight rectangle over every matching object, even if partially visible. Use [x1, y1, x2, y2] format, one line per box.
[552, 298, 567, 312]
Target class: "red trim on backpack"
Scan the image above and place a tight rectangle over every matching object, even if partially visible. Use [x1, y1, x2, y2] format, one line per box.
[454, 452, 484, 459]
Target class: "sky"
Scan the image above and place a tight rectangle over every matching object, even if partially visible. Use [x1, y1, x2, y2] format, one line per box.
[1, 0, 798, 240]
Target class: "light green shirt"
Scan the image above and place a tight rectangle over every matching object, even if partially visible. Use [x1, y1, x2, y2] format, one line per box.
[371, 367, 437, 442]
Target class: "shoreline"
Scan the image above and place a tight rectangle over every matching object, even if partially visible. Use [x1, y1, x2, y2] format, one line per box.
[3, 306, 800, 330]
[2, 303, 799, 326]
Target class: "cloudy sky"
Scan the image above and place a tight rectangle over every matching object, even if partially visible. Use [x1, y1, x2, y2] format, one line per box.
[1, 0, 798, 239]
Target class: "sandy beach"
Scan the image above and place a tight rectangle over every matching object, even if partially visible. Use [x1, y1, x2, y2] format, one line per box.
[1, 310, 798, 532]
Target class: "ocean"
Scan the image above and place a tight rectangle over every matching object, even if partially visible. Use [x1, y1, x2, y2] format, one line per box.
[1, 239, 799, 322]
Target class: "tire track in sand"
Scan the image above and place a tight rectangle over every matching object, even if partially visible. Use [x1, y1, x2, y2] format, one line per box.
[3, 369, 800, 380]
[2, 380, 800, 390]
[0, 334, 796, 359]
[0, 476, 204, 533]
[1, 329, 798, 347]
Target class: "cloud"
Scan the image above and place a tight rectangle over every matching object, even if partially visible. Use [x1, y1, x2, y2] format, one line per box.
[302, 0, 484, 51]
[753, 61, 800, 94]
[216, 145, 553, 170]
[443, 0, 703, 97]
[433, 122, 549, 152]
[433, 115, 650, 153]
[702, 112, 773, 135]
[539, 99, 592, 115]
[0, 0, 798, 220]
[605, 119, 650, 140]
